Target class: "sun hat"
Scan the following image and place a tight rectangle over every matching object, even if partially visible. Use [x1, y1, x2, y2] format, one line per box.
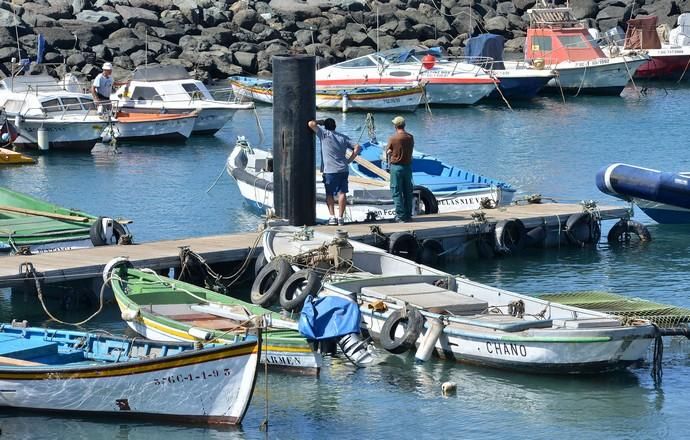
[102, 62, 113, 70]
[392, 116, 405, 126]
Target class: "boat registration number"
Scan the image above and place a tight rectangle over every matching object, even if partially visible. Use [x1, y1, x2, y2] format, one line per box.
[152, 368, 233, 385]
[573, 59, 611, 68]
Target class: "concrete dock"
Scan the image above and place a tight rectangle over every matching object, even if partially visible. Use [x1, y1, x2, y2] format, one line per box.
[0, 203, 630, 288]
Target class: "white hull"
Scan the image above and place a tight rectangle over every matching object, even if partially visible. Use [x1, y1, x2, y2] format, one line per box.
[544, 57, 647, 93]
[108, 116, 196, 141]
[0, 238, 92, 254]
[423, 82, 497, 105]
[13, 118, 105, 150]
[114, 104, 246, 134]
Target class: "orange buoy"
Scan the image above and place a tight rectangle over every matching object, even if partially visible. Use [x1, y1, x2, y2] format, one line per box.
[421, 54, 436, 69]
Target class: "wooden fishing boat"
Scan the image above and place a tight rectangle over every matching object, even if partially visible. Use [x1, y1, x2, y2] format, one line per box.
[229, 76, 423, 112]
[0, 323, 259, 424]
[0, 148, 34, 165]
[106, 111, 197, 142]
[106, 259, 322, 374]
[0, 187, 130, 254]
[261, 226, 659, 374]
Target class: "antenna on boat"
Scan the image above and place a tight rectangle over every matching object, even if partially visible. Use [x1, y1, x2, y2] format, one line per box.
[376, 4, 379, 51]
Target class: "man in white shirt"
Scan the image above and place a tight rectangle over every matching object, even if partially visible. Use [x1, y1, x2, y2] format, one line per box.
[91, 62, 113, 112]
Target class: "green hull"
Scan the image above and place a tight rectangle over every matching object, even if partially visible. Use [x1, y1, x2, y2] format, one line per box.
[109, 265, 321, 374]
[0, 187, 96, 251]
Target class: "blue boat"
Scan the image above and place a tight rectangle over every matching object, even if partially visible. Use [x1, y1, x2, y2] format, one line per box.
[350, 141, 516, 211]
[0, 323, 259, 424]
[596, 163, 690, 224]
[465, 34, 555, 100]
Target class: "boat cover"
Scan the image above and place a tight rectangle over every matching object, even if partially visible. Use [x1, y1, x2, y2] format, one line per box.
[624, 16, 661, 49]
[298, 295, 362, 340]
[132, 64, 190, 81]
[466, 34, 505, 69]
[669, 13, 690, 46]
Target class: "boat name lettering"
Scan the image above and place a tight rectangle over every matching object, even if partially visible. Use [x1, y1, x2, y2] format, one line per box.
[574, 59, 610, 67]
[485, 342, 527, 357]
[438, 197, 482, 206]
[265, 355, 302, 366]
[152, 368, 234, 385]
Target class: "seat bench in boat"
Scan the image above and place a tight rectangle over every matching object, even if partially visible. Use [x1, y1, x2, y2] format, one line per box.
[0, 333, 59, 360]
[147, 304, 247, 331]
[361, 283, 489, 315]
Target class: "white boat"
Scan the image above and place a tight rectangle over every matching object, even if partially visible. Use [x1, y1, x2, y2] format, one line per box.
[0, 75, 106, 151]
[262, 226, 658, 374]
[105, 111, 197, 142]
[524, 6, 649, 95]
[111, 65, 254, 135]
[0, 323, 259, 424]
[315, 47, 497, 105]
[230, 76, 423, 112]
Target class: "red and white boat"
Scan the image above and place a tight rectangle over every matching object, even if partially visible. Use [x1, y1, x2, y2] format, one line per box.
[524, 6, 649, 95]
[315, 47, 497, 105]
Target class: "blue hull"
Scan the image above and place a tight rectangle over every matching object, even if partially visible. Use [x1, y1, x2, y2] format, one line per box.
[639, 206, 690, 224]
[488, 76, 552, 100]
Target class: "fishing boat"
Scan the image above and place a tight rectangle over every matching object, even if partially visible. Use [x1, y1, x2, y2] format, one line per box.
[464, 34, 556, 100]
[0, 323, 258, 424]
[600, 15, 690, 80]
[0, 187, 130, 253]
[315, 47, 497, 105]
[0, 75, 106, 151]
[523, 4, 648, 95]
[111, 65, 254, 135]
[261, 226, 659, 374]
[350, 141, 516, 211]
[0, 114, 33, 165]
[596, 163, 690, 224]
[106, 259, 322, 374]
[105, 111, 197, 142]
[229, 76, 424, 112]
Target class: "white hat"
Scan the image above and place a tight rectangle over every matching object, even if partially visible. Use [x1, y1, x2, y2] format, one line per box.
[392, 116, 405, 126]
[102, 62, 113, 70]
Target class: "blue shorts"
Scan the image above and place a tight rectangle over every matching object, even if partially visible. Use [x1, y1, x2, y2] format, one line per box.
[323, 172, 349, 196]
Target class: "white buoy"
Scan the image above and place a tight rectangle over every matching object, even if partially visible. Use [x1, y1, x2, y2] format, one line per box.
[341, 93, 349, 113]
[441, 381, 457, 396]
[121, 309, 139, 321]
[187, 327, 213, 341]
[415, 318, 444, 362]
[1, 132, 9, 143]
[37, 126, 49, 151]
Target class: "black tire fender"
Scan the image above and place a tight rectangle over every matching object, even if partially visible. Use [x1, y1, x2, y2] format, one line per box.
[494, 218, 527, 254]
[113, 221, 131, 245]
[607, 219, 651, 244]
[388, 232, 419, 261]
[253, 251, 267, 277]
[279, 269, 322, 312]
[379, 307, 425, 354]
[526, 224, 547, 247]
[566, 212, 601, 247]
[90, 216, 108, 246]
[250, 257, 293, 307]
[418, 239, 444, 266]
[414, 185, 438, 215]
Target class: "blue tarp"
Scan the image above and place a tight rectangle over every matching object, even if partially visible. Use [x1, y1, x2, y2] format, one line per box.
[465, 34, 505, 69]
[298, 295, 361, 341]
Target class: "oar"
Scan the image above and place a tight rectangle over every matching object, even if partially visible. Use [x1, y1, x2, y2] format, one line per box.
[347, 151, 390, 181]
[0, 205, 91, 223]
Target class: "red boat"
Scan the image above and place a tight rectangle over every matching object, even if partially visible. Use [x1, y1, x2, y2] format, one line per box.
[622, 16, 690, 80]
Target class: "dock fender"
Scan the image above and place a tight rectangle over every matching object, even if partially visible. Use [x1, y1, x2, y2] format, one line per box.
[90, 216, 109, 246]
[379, 307, 425, 354]
[102, 256, 133, 283]
[388, 232, 419, 261]
[414, 185, 439, 215]
[113, 221, 131, 245]
[566, 212, 601, 247]
[607, 219, 652, 243]
[526, 224, 547, 247]
[494, 218, 527, 254]
[418, 239, 444, 266]
[254, 251, 267, 277]
[251, 257, 293, 307]
[280, 269, 322, 312]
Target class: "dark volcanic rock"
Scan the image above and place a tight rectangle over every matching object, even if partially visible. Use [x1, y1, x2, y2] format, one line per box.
[115, 5, 160, 27]
[34, 26, 75, 50]
[485, 15, 511, 36]
[571, 0, 598, 19]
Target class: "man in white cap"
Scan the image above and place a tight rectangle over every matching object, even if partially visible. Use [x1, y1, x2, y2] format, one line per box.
[91, 62, 114, 112]
[387, 116, 414, 222]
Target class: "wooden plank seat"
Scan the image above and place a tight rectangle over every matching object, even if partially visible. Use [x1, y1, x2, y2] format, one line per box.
[0, 355, 46, 366]
[362, 283, 489, 315]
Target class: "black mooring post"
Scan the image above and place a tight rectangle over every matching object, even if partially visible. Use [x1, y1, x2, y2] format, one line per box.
[272, 55, 316, 226]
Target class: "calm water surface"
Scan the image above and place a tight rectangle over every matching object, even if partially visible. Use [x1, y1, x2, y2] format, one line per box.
[1, 83, 690, 439]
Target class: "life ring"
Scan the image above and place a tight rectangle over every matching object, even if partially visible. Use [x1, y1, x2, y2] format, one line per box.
[254, 251, 267, 277]
[250, 257, 293, 307]
[566, 212, 601, 247]
[414, 185, 438, 215]
[388, 232, 419, 261]
[379, 307, 425, 354]
[494, 218, 527, 254]
[102, 256, 133, 283]
[279, 269, 322, 312]
[607, 219, 651, 243]
[418, 239, 444, 266]
[526, 224, 547, 247]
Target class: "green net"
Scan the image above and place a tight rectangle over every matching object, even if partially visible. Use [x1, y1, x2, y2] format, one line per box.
[536, 291, 690, 328]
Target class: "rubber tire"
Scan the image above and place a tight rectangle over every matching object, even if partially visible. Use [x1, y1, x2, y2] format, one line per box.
[418, 239, 444, 266]
[388, 232, 419, 261]
[477, 238, 495, 259]
[253, 251, 267, 277]
[379, 308, 425, 354]
[414, 185, 439, 215]
[89, 216, 108, 246]
[566, 213, 601, 247]
[113, 221, 129, 244]
[251, 257, 293, 307]
[494, 218, 527, 254]
[526, 224, 547, 247]
[607, 219, 652, 244]
[279, 269, 322, 312]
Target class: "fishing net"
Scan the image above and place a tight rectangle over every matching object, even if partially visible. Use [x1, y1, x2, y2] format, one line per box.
[536, 291, 690, 328]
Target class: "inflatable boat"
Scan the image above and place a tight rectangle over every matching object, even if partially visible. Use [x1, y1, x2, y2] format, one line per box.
[596, 163, 690, 224]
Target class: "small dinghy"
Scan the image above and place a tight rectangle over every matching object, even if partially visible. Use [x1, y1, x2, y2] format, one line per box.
[261, 226, 659, 374]
[596, 163, 690, 224]
[105, 111, 197, 143]
[106, 258, 322, 374]
[0, 322, 259, 424]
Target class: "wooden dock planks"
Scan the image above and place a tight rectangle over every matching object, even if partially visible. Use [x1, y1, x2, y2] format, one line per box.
[0, 204, 630, 287]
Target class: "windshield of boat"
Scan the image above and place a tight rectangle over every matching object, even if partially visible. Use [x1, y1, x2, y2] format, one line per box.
[336, 56, 379, 68]
[130, 86, 162, 101]
[182, 83, 206, 100]
[558, 35, 593, 49]
[41, 98, 64, 113]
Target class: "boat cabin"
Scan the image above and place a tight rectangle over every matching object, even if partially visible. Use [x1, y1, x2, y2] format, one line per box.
[114, 64, 214, 103]
[525, 7, 606, 63]
[0, 77, 96, 118]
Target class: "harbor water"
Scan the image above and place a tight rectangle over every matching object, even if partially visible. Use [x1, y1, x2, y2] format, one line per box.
[2, 84, 690, 439]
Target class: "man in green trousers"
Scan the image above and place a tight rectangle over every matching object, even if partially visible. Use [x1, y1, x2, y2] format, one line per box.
[386, 116, 414, 222]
